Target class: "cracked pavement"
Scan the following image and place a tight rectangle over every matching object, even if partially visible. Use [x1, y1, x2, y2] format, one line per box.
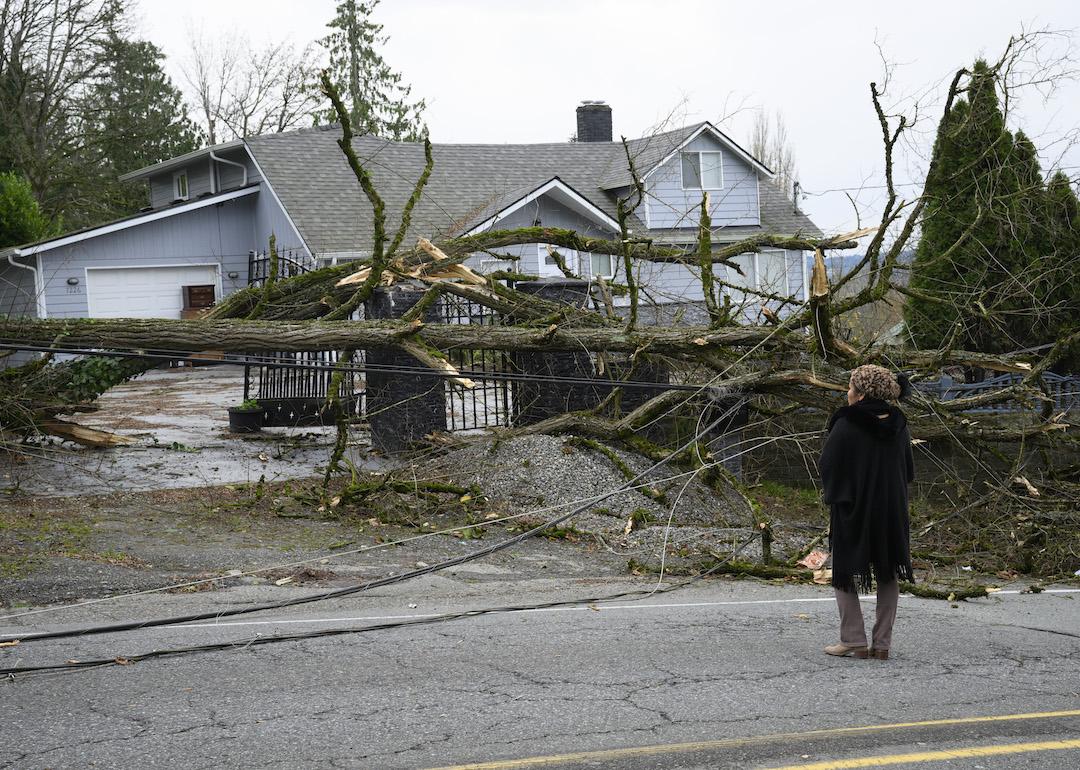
[2, 578, 1079, 769]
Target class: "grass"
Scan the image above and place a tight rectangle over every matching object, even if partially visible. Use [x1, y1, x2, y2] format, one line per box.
[752, 480, 823, 510]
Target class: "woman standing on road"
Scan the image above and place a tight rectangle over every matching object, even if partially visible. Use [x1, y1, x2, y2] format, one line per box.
[818, 364, 915, 660]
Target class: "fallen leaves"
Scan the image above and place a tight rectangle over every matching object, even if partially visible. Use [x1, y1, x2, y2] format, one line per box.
[797, 549, 829, 570]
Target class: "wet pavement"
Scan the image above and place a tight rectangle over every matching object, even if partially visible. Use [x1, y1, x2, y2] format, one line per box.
[2, 365, 377, 496]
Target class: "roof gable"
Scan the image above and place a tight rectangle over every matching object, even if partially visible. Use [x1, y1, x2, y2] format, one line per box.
[465, 177, 620, 235]
[600, 122, 773, 190]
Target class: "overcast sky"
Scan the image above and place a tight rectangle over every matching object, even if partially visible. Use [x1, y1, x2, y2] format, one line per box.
[131, 0, 1080, 235]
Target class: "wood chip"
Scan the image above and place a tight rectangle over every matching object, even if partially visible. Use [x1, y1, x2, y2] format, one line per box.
[41, 419, 136, 448]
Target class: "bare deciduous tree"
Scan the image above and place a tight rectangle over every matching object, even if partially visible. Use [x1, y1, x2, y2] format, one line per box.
[750, 109, 798, 201]
[181, 30, 320, 143]
[0, 0, 119, 214]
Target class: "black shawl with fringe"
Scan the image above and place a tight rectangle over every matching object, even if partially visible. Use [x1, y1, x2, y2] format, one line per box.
[819, 398, 915, 593]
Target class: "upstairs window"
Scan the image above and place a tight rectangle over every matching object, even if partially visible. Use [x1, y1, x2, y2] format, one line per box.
[681, 151, 723, 190]
[173, 170, 189, 201]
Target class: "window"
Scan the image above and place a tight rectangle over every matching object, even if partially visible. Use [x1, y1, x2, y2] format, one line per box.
[680, 151, 723, 190]
[590, 253, 613, 278]
[757, 250, 790, 295]
[173, 171, 189, 201]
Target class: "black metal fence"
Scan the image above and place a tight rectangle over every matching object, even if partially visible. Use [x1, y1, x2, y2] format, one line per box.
[247, 248, 315, 285]
[915, 372, 1080, 413]
[440, 293, 513, 431]
[243, 250, 364, 426]
[244, 351, 363, 426]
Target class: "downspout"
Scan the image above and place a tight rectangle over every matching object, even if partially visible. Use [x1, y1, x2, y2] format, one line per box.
[209, 151, 248, 190]
[7, 251, 46, 318]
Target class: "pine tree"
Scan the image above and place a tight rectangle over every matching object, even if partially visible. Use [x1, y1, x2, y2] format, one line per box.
[905, 60, 1021, 354]
[905, 59, 1080, 371]
[0, 172, 53, 248]
[1041, 171, 1080, 370]
[319, 0, 426, 140]
[81, 31, 203, 221]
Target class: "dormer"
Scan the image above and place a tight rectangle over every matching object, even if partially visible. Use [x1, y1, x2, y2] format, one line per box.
[120, 141, 261, 210]
[600, 123, 773, 232]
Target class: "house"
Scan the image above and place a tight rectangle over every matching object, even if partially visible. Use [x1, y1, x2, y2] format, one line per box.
[0, 102, 822, 326]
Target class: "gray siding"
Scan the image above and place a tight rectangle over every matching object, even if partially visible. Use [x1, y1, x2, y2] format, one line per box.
[39, 195, 257, 318]
[457, 189, 801, 319]
[253, 181, 307, 257]
[786, 249, 807, 300]
[0, 256, 39, 318]
[149, 148, 261, 209]
[464, 193, 616, 276]
[626, 261, 705, 306]
[643, 132, 760, 230]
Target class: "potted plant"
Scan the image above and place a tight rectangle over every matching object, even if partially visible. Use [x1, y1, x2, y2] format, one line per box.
[228, 398, 264, 433]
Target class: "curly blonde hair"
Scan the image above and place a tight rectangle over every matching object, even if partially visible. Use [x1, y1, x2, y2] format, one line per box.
[849, 364, 901, 401]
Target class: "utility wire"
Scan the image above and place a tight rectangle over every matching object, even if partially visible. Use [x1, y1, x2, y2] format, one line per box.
[0, 533, 760, 677]
[0, 341, 733, 394]
[0, 400, 743, 649]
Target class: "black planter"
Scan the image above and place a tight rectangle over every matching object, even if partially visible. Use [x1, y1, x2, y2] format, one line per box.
[228, 407, 264, 433]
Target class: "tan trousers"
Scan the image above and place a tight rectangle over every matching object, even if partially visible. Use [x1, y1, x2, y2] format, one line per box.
[834, 580, 900, 651]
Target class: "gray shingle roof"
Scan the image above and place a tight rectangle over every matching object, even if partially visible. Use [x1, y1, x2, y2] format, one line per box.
[597, 123, 704, 189]
[245, 124, 821, 256]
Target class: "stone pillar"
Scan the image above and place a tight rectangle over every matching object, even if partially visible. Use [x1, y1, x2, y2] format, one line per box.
[601, 358, 670, 415]
[511, 278, 601, 426]
[365, 285, 447, 452]
[708, 400, 749, 480]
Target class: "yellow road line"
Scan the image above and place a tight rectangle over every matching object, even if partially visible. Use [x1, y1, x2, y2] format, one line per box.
[761, 739, 1080, 769]
[425, 708, 1080, 770]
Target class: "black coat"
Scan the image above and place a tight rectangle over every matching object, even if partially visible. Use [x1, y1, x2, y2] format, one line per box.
[819, 398, 915, 593]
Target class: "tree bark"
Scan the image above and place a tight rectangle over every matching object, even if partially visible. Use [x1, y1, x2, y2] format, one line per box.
[0, 317, 791, 356]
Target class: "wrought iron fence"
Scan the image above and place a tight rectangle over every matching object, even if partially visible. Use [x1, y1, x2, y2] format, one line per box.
[915, 372, 1080, 413]
[244, 350, 363, 426]
[247, 247, 316, 285]
[439, 293, 513, 431]
[243, 250, 364, 426]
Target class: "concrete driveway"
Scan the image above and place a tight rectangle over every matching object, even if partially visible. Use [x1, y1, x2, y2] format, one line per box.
[3, 365, 371, 496]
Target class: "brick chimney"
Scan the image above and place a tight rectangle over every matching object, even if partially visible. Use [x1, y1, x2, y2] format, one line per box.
[576, 101, 612, 143]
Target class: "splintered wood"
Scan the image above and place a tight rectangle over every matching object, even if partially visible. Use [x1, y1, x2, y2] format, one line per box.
[335, 238, 486, 289]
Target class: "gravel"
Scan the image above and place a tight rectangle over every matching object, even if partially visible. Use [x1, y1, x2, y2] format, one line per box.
[425, 433, 758, 562]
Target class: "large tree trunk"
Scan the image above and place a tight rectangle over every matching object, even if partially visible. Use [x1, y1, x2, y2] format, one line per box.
[0, 317, 787, 355]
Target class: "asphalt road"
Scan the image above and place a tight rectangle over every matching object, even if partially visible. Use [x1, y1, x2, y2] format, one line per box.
[3, 578, 1079, 769]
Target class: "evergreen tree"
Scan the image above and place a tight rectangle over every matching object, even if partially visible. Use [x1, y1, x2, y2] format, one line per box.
[319, 0, 426, 140]
[81, 31, 203, 221]
[905, 60, 1022, 354]
[1041, 171, 1080, 370]
[905, 59, 1080, 371]
[0, 172, 53, 248]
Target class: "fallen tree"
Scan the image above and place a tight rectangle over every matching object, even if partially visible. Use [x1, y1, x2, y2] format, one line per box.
[1, 45, 1077, 579]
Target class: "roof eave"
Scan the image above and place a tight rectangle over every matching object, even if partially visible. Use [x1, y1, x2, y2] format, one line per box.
[17, 185, 259, 255]
[118, 139, 245, 182]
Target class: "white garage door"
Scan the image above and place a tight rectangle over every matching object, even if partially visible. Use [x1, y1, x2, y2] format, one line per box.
[86, 265, 219, 319]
